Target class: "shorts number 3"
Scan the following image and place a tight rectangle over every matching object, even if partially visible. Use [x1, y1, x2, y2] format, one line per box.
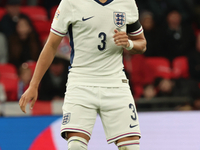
[129, 103, 137, 121]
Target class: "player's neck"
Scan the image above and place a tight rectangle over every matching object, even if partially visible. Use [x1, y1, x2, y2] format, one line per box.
[99, 0, 108, 3]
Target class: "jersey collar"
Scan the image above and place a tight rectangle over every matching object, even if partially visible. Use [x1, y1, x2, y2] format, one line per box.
[94, 0, 113, 6]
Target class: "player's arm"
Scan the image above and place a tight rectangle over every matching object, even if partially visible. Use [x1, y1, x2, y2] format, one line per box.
[113, 29, 146, 55]
[127, 32, 146, 54]
[19, 32, 63, 113]
[113, 20, 147, 54]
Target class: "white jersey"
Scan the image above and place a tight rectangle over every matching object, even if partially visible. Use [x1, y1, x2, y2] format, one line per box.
[51, 0, 143, 87]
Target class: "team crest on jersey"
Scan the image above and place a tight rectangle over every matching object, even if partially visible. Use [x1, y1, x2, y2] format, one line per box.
[114, 12, 126, 28]
[62, 113, 71, 125]
[54, 9, 60, 20]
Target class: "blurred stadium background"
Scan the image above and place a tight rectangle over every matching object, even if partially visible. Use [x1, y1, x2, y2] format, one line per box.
[1, 0, 200, 149]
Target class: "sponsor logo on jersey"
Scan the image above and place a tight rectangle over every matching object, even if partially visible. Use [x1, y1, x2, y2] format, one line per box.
[54, 9, 60, 20]
[82, 16, 94, 21]
[129, 124, 138, 128]
[62, 113, 71, 125]
[114, 12, 126, 28]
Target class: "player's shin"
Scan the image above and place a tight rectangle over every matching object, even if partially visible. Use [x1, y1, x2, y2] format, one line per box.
[117, 140, 140, 150]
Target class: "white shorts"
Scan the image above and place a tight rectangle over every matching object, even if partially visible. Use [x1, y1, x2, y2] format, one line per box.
[61, 84, 141, 144]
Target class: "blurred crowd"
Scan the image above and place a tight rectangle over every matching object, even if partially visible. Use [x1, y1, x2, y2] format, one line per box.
[125, 0, 200, 110]
[0, 0, 200, 111]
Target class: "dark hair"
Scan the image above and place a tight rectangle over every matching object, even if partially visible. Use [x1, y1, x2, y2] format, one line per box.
[6, 0, 21, 5]
[8, 14, 42, 68]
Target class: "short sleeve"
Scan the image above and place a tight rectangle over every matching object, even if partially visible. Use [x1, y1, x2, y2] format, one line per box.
[126, 0, 143, 36]
[51, 0, 73, 37]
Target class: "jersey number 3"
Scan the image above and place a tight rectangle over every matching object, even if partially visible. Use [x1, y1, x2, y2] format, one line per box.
[98, 32, 106, 51]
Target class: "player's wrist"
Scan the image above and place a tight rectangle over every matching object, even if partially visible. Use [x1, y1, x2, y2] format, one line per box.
[29, 82, 39, 89]
[125, 39, 134, 50]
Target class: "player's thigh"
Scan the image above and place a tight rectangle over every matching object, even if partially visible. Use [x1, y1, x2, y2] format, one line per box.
[100, 87, 141, 143]
[61, 85, 98, 140]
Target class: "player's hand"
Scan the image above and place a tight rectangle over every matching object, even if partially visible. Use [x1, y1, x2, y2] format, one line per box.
[19, 86, 38, 113]
[113, 29, 130, 48]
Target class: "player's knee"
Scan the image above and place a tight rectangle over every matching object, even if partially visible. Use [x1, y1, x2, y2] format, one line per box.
[68, 136, 88, 150]
[117, 140, 140, 150]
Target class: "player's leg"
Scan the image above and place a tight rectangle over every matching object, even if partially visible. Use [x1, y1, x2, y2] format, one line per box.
[99, 87, 141, 149]
[65, 132, 89, 150]
[61, 105, 95, 150]
[67, 132, 90, 141]
[61, 84, 99, 150]
[116, 136, 140, 150]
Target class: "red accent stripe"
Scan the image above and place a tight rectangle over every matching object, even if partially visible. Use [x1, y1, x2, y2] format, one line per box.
[51, 28, 66, 35]
[107, 132, 140, 142]
[118, 143, 140, 147]
[129, 28, 143, 35]
[61, 128, 91, 136]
